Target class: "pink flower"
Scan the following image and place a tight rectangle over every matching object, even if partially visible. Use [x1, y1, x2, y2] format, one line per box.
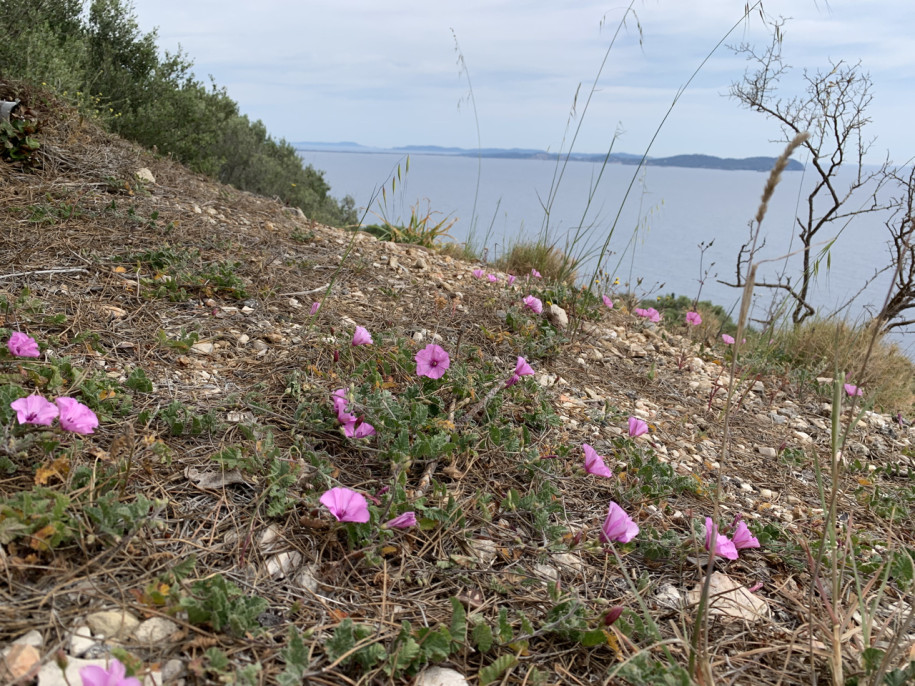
[10, 394, 59, 426]
[634, 307, 661, 323]
[583, 443, 613, 478]
[627, 416, 648, 437]
[55, 397, 98, 434]
[352, 326, 373, 346]
[487, 274, 499, 283]
[384, 512, 417, 529]
[844, 383, 863, 397]
[320, 487, 371, 523]
[507, 275, 516, 286]
[310, 302, 321, 316]
[80, 659, 141, 686]
[343, 418, 376, 438]
[472, 269, 484, 279]
[685, 311, 702, 326]
[602, 295, 613, 309]
[332, 388, 354, 423]
[415, 344, 450, 379]
[530, 268, 542, 279]
[600, 502, 639, 543]
[522, 295, 543, 314]
[705, 517, 739, 560]
[505, 356, 534, 387]
[721, 334, 735, 345]
[731, 520, 760, 551]
[7, 332, 40, 358]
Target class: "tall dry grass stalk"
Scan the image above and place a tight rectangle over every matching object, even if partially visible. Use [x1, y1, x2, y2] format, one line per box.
[691, 131, 810, 678]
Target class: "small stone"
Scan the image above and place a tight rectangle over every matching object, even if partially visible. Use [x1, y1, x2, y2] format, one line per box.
[251, 339, 269, 351]
[135, 168, 156, 184]
[189, 342, 214, 355]
[296, 565, 320, 593]
[751, 380, 765, 392]
[533, 564, 559, 582]
[759, 488, 774, 499]
[69, 625, 97, 657]
[1, 644, 40, 682]
[266, 551, 304, 579]
[86, 610, 140, 639]
[545, 304, 568, 329]
[687, 572, 768, 622]
[793, 431, 813, 444]
[655, 583, 683, 610]
[10, 630, 42, 648]
[162, 659, 185, 682]
[134, 617, 179, 644]
[415, 667, 470, 686]
[758, 446, 777, 458]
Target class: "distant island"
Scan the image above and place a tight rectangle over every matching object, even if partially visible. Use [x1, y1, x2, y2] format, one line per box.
[294, 141, 804, 172]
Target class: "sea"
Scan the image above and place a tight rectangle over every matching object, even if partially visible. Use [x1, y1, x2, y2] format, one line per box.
[297, 149, 910, 350]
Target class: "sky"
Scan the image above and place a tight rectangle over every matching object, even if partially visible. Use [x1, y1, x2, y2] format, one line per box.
[130, 0, 915, 162]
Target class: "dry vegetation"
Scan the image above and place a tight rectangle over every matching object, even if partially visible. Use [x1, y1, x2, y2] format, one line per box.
[2, 88, 915, 686]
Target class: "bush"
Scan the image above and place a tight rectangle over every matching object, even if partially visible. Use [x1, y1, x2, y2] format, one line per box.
[492, 240, 577, 283]
[0, 0, 355, 226]
[769, 319, 915, 412]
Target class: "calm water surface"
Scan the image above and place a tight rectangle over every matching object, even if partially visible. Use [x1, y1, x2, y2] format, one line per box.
[300, 150, 905, 345]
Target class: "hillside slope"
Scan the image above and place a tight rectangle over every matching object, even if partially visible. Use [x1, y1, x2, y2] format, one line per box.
[1, 88, 914, 685]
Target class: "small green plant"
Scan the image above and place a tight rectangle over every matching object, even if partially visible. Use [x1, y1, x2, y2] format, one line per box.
[0, 115, 40, 166]
[180, 574, 268, 635]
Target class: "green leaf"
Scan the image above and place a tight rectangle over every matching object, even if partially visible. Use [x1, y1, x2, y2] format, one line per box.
[580, 629, 608, 647]
[324, 619, 355, 664]
[417, 626, 452, 662]
[479, 655, 518, 685]
[472, 622, 493, 653]
[449, 597, 466, 642]
[497, 607, 512, 643]
[277, 626, 308, 686]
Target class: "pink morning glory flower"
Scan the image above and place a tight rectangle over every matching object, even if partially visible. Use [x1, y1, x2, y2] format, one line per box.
[320, 487, 371, 523]
[731, 520, 760, 551]
[10, 394, 59, 426]
[583, 443, 613, 478]
[384, 512, 417, 529]
[415, 343, 450, 379]
[507, 275, 516, 286]
[505, 356, 534, 387]
[600, 502, 639, 543]
[7, 332, 40, 358]
[531, 268, 542, 279]
[472, 269, 484, 278]
[352, 326, 373, 346]
[721, 334, 735, 345]
[332, 388, 355, 423]
[523, 295, 543, 314]
[686, 311, 702, 326]
[844, 383, 863, 397]
[310, 302, 320, 315]
[705, 517, 739, 560]
[627, 416, 648, 438]
[487, 274, 499, 283]
[55, 397, 99, 435]
[342, 418, 376, 438]
[80, 659, 141, 686]
[602, 295, 613, 309]
[634, 307, 661, 323]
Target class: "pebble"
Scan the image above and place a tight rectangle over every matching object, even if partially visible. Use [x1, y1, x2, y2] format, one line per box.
[86, 610, 139, 640]
[758, 446, 777, 458]
[134, 617, 179, 644]
[416, 667, 470, 686]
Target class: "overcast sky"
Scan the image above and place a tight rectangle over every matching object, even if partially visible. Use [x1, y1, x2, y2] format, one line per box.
[130, 1, 915, 161]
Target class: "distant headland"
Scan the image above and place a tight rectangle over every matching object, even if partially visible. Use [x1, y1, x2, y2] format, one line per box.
[293, 142, 804, 172]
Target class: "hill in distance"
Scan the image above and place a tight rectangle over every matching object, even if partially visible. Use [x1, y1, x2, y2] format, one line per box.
[294, 142, 804, 172]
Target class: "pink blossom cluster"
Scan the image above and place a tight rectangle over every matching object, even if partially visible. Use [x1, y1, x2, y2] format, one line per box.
[11, 395, 98, 434]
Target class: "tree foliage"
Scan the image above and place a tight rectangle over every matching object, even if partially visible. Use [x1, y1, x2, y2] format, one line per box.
[0, 0, 356, 226]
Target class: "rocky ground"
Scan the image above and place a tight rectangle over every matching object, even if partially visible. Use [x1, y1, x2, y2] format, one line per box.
[1, 90, 914, 686]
